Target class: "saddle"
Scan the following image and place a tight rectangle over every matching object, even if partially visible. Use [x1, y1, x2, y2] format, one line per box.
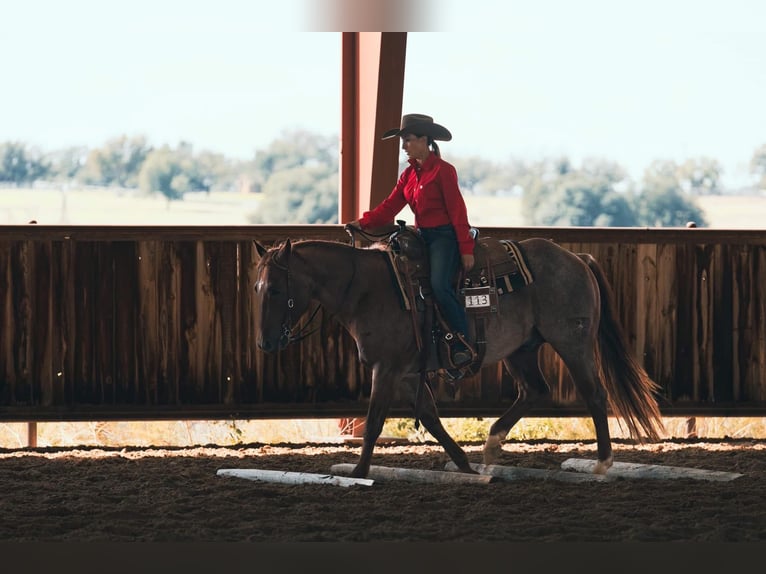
[382, 221, 534, 380]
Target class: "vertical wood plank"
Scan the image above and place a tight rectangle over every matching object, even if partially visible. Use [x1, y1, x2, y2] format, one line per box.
[60, 239, 77, 404]
[112, 241, 138, 403]
[712, 244, 733, 403]
[136, 241, 160, 405]
[654, 243, 677, 396]
[14, 241, 34, 403]
[635, 243, 657, 377]
[0, 240, 12, 403]
[93, 242, 115, 404]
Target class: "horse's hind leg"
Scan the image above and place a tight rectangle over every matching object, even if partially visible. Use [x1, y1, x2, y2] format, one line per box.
[483, 344, 549, 465]
[556, 348, 613, 474]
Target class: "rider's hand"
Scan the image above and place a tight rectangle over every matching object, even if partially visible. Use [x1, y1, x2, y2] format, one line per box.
[462, 254, 475, 272]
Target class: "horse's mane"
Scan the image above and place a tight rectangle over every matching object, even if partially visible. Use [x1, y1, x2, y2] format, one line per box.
[266, 238, 348, 252]
[266, 237, 389, 255]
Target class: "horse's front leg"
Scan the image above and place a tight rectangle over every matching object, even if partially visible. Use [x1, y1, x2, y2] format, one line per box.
[407, 376, 476, 474]
[350, 364, 397, 478]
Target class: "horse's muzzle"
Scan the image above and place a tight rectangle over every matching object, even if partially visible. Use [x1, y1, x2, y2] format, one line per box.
[257, 335, 289, 353]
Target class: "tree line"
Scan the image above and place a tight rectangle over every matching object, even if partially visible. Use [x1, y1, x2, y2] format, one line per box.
[2, 133, 766, 227]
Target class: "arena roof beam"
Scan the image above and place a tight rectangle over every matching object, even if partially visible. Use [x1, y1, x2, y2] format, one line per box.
[339, 32, 407, 223]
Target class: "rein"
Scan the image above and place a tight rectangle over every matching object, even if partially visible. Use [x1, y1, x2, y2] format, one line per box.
[344, 222, 397, 244]
[268, 240, 357, 345]
[284, 304, 322, 344]
[268, 253, 322, 345]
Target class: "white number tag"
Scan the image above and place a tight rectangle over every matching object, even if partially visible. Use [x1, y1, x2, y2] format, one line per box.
[463, 287, 492, 308]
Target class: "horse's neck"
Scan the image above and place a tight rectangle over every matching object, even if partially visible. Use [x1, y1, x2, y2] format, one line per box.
[293, 241, 378, 319]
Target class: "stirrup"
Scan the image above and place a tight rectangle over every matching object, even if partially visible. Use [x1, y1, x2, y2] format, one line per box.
[451, 348, 473, 368]
[445, 332, 474, 369]
[445, 368, 465, 381]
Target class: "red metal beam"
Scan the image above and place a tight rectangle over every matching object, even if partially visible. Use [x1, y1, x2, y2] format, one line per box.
[339, 32, 407, 222]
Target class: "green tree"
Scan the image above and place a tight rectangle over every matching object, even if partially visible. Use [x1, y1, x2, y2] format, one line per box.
[522, 157, 636, 226]
[0, 141, 50, 185]
[80, 134, 151, 187]
[678, 157, 723, 195]
[451, 156, 499, 195]
[633, 188, 708, 227]
[247, 130, 339, 223]
[520, 156, 573, 223]
[45, 146, 88, 182]
[137, 146, 184, 200]
[137, 142, 239, 200]
[194, 150, 239, 192]
[532, 171, 637, 226]
[637, 160, 708, 226]
[248, 165, 338, 224]
[253, 129, 337, 180]
[581, 157, 631, 187]
[642, 159, 680, 195]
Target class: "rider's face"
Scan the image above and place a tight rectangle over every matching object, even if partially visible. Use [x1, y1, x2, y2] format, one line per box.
[401, 134, 429, 162]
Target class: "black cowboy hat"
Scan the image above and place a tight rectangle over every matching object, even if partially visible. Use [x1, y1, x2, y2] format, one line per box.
[381, 113, 452, 141]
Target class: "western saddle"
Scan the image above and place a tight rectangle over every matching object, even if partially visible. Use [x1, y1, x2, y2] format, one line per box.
[381, 220, 533, 380]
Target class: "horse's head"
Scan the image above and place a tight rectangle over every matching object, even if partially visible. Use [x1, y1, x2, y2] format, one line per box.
[253, 239, 313, 352]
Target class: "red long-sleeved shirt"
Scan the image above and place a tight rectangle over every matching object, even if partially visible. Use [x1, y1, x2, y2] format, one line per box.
[358, 153, 474, 255]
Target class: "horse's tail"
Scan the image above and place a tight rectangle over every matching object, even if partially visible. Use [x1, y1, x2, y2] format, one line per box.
[579, 253, 665, 441]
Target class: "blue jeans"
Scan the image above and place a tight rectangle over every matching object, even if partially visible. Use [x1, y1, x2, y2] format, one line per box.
[419, 225, 468, 335]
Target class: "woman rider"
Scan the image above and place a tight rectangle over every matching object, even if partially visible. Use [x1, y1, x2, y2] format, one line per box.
[347, 113, 476, 373]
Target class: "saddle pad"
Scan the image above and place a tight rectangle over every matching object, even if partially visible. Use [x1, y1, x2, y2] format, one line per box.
[496, 239, 534, 294]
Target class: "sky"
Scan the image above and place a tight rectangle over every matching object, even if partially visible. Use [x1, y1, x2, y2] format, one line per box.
[2, 0, 765, 187]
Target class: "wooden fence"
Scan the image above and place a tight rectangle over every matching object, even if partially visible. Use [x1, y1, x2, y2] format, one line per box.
[1, 224, 766, 421]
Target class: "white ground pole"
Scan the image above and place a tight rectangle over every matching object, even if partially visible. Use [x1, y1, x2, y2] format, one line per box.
[560, 458, 744, 482]
[330, 464, 497, 484]
[216, 468, 374, 487]
[444, 461, 612, 482]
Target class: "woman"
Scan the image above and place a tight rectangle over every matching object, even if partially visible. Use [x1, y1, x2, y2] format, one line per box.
[347, 113, 475, 371]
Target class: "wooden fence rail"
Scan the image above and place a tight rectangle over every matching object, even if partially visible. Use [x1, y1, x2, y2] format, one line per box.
[1, 224, 766, 421]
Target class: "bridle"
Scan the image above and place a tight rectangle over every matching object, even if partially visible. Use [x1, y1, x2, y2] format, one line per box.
[259, 237, 359, 348]
[263, 253, 322, 346]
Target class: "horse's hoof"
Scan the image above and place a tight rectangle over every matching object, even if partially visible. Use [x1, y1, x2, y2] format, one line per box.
[593, 455, 614, 475]
[350, 466, 368, 479]
[482, 434, 503, 465]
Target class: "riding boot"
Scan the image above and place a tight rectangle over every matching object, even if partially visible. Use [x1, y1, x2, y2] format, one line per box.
[448, 332, 475, 369]
[444, 333, 476, 382]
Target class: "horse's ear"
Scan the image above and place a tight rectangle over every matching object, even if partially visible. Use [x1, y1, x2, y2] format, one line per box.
[276, 238, 292, 263]
[253, 240, 268, 262]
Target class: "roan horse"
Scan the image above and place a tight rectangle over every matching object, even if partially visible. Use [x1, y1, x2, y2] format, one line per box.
[252, 234, 664, 478]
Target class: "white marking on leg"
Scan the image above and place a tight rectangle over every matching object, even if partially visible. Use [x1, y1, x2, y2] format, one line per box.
[482, 433, 503, 464]
[592, 455, 614, 475]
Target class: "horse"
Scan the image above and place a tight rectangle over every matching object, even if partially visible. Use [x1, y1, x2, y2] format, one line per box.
[252, 234, 664, 478]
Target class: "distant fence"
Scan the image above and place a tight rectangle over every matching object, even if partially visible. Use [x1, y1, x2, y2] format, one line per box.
[1, 224, 766, 422]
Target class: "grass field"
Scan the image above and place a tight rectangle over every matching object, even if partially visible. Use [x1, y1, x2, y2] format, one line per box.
[464, 194, 766, 228]
[3, 187, 766, 228]
[1, 187, 765, 447]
